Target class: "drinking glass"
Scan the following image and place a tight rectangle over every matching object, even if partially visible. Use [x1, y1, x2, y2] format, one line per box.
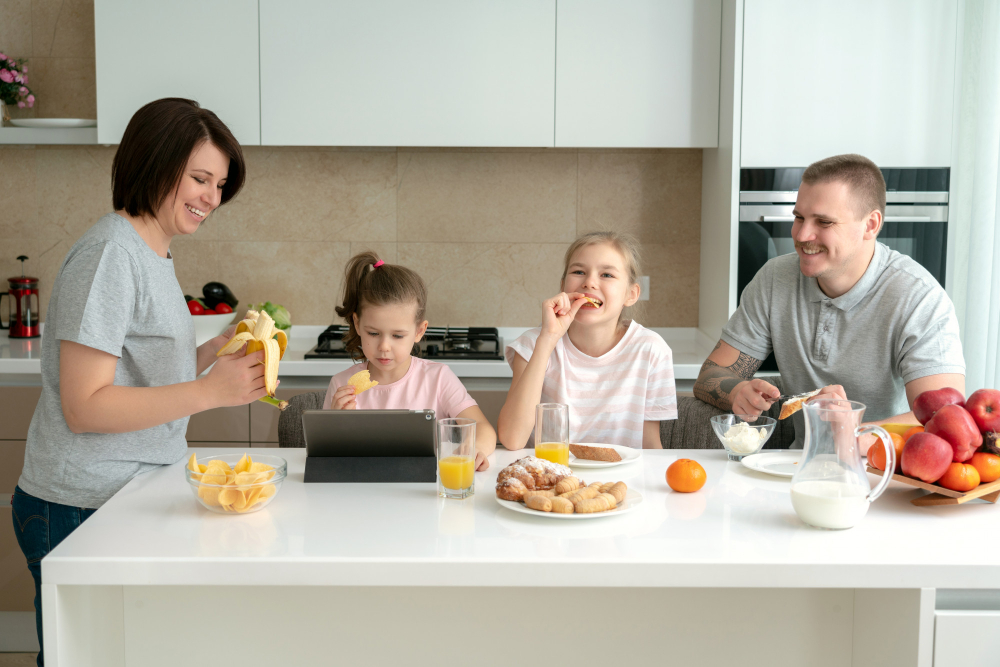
[534, 403, 569, 465]
[437, 418, 476, 499]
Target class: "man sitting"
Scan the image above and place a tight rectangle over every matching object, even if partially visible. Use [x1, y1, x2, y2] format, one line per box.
[694, 154, 965, 445]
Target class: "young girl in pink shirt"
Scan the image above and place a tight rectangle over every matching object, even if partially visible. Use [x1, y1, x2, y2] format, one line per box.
[324, 252, 496, 470]
[498, 232, 677, 450]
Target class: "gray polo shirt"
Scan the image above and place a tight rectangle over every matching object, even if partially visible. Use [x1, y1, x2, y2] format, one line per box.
[722, 242, 964, 446]
[18, 213, 196, 509]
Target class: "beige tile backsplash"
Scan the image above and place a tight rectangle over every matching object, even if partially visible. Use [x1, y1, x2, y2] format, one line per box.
[1, 0, 702, 327]
[2, 145, 702, 327]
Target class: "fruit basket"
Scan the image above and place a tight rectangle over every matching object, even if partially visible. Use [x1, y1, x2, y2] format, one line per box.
[866, 466, 1000, 506]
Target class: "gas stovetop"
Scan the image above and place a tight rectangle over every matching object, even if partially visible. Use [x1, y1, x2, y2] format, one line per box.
[304, 325, 504, 361]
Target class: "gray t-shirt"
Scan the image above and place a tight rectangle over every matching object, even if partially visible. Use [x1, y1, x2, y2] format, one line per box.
[18, 213, 196, 508]
[722, 242, 965, 446]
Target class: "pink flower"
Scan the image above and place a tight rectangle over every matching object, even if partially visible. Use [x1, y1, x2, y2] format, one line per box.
[21, 65, 27, 73]
[17, 101, 25, 108]
[14, 74, 22, 83]
[19, 86, 27, 94]
[26, 98, 34, 108]
[21, 75, 28, 84]
[27, 94, 35, 103]
[0, 53, 6, 60]
[0, 69, 12, 83]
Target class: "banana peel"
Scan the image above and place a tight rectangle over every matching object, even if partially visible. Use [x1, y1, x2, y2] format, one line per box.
[216, 309, 289, 410]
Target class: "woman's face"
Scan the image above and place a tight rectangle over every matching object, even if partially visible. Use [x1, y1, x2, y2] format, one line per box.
[158, 141, 230, 236]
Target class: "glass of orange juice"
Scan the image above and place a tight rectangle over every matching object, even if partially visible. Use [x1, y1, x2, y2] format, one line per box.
[436, 418, 476, 499]
[535, 403, 569, 465]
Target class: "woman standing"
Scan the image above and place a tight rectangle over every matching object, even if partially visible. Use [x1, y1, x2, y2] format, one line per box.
[11, 98, 266, 666]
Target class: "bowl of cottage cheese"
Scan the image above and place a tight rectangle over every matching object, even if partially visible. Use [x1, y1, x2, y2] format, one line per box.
[710, 415, 777, 461]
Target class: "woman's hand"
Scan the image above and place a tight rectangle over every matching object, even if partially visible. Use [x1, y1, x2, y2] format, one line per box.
[541, 292, 588, 341]
[330, 384, 357, 410]
[201, 348, 269, 407]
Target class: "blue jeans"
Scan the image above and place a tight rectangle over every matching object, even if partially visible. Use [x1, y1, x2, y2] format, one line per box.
[11, 486, 96, 667]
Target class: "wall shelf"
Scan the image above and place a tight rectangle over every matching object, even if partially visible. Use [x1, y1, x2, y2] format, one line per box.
[0, 126, 98, 145]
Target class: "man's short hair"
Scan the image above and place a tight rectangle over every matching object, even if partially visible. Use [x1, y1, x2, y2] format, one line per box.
[802, 154, 886, 222]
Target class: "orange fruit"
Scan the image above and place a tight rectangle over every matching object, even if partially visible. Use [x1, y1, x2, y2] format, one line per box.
[867, 432, 905, 472]
[667, 458, 706, 493]
[936, 462, 980, 492]
[970, 452, 1000, 483]
[902, 426, 924, 442]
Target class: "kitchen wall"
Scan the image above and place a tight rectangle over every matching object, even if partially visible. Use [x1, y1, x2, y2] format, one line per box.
[1, 0, 702, 328]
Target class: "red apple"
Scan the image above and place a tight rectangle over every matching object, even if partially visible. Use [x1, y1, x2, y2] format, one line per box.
[925, 404, 983, 462]
[965, 388, 1000, 433]
[901, 433, 953, 483]
[913, 387, 966, 425]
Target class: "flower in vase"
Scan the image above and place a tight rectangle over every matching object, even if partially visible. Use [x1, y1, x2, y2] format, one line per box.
[0, 53, 6, 60]
[19, 86, 27, 95]
[0, 69, 12, 83]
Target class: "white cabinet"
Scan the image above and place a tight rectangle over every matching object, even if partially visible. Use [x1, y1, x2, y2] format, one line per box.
[934, 611, 1000, 667]
[260, 0, 556, 147]
[555, 0, 722, 148]
[741, 0, 958, 167]
[95, 0, 260, 145]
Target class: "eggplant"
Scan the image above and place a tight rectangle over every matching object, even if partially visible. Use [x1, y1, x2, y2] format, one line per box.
[184, 294, 195, 302]
[202, 282, 239, 308]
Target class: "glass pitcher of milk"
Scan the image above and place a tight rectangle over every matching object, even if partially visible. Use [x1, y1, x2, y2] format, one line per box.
[790, 399, 895, 530]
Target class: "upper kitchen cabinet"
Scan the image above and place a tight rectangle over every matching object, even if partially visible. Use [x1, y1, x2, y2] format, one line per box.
[741, 0, 958, 167]
[555, 0, 722, 148]
[260, 0, 556, 146]
[94, 0, 260, 145]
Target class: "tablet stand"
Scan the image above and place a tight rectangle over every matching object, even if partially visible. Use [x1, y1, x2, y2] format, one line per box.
[304, 456, 436, 483]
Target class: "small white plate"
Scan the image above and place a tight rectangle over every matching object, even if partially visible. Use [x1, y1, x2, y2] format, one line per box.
[567, 443, 642, 469]
[9, 118, 97, 128]
[740, 451, 803, 478]
[495, 488, 644, 520]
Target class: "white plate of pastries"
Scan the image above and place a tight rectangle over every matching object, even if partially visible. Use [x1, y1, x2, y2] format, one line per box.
[494, 456, 644, 519]
[567, 443, 642, 469]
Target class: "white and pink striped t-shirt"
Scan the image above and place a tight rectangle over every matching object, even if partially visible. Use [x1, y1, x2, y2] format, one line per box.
[505, 322, 677, 449]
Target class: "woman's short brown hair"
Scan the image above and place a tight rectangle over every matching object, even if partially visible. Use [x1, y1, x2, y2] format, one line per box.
[112, 98, 246, 218]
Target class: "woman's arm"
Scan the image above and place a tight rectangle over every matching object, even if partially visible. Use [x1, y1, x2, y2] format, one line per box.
[456, 405, 496, 471]
[60, 340, 270, 434]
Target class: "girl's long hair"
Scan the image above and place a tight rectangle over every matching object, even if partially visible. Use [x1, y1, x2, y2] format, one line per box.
[335, 251, 428, 360]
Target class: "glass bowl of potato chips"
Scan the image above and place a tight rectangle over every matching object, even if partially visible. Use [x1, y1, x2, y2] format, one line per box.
[185, 453, 286, 514]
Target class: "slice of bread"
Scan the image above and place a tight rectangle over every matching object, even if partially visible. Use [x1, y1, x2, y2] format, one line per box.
[569, 444, 622, 462]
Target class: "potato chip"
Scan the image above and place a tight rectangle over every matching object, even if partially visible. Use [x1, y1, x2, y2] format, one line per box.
[348, 370, 378, 394]
[187, 454, 203, 482]
[249, 461, 273, 473]
[234, 453, 252, 474]
[192, 452, 280, 514]
[198, 486, 223, 506]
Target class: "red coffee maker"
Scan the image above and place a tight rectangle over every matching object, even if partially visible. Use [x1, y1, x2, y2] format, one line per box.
[1, 255, 41, 338]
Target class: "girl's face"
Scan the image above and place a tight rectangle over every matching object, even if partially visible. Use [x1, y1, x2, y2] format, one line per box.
[562, 242, 640, 326]
[156, 140, 229, 237]
[353, 302, 429, 378]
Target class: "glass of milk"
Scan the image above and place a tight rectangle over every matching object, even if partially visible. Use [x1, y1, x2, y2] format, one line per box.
[790, 399, 895, 530]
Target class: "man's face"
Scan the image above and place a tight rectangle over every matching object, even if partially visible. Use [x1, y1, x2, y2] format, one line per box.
[791, 180, 879, 285]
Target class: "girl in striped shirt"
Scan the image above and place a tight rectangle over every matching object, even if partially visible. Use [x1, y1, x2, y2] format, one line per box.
[498, 232, 677, 449]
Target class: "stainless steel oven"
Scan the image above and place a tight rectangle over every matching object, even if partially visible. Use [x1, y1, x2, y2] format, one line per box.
[738, 168, 949, 370]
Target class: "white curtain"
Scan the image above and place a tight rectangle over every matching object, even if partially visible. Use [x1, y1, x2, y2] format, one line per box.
[948, 0, 1000, 393]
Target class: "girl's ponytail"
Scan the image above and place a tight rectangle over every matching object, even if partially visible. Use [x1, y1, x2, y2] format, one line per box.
[335, 251, 428, 361]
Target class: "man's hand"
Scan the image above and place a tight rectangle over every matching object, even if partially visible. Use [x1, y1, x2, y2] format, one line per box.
[730, 379, 781, 420]
[811, 384, 848, 403]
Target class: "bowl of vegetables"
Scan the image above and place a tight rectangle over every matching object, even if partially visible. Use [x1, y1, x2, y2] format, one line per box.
[187, 282, 240, 346]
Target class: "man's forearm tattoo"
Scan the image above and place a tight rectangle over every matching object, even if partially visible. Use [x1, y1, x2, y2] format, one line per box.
[693, 342, 764, 411]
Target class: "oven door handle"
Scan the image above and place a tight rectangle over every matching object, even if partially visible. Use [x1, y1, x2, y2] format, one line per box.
[760, 215, 933, 223]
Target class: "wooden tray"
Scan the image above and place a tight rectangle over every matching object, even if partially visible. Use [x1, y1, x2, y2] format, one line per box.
[866, 466, 1000, 506]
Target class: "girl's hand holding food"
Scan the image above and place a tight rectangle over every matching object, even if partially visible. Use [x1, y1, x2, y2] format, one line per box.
[540, 292, 588, 341]
[331, 384, 358, 410]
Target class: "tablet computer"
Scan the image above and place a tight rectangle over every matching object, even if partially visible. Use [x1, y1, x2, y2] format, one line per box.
[303, 409, 436, 457]
[302, 409, 438, 483]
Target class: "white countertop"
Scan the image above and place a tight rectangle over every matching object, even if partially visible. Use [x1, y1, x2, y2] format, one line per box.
[42, 448, 1000, 589]
[0, 325, 715, 380]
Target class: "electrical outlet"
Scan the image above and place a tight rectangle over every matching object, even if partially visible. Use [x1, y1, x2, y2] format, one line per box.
[639, 276, 650, 301]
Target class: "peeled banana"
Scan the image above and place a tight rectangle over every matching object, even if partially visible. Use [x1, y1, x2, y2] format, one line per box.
[216, 309, 289, 410]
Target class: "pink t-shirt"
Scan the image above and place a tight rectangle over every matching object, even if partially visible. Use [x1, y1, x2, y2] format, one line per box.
[505, 321, 677, 449]
[323, 356, 478, 419]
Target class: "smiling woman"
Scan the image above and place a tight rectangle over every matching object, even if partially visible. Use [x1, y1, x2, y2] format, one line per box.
[11, 98, 262, 667]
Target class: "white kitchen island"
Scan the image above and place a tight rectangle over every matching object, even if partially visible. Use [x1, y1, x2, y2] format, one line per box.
[42, 449, 1000, 667]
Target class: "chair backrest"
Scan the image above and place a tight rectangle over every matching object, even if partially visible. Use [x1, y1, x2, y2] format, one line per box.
[278, 391, 326, 448]
[660, 376, 796, 449]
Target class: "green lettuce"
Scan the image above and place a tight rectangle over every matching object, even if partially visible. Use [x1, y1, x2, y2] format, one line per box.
[253, 301, 291, 330]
